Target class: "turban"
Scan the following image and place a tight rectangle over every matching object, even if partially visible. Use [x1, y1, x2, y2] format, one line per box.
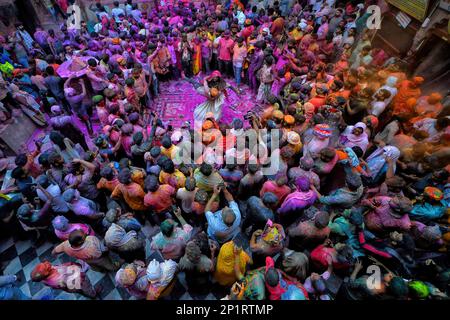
[171, 131, 183, 143]
[313, 124, 332, 138]
[291, 81, 302, 91]
[284, 115, 295, 126]
[314, 211, 330, 229]
[115, 265, 137, 286]
[422, 225, 442, 242]
[386, 76, 398, 87]
[287, 131, 301, 145]
[17, 204, 32, 217]
[424, 186, 443, 201]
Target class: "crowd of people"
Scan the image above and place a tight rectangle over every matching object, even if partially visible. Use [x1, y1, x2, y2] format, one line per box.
[0, 0, 449, 301]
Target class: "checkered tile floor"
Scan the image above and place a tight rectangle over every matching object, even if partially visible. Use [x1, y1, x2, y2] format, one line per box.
[0, 221, 228, 300]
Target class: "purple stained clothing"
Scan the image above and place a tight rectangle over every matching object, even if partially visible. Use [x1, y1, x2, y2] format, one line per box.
[364, 196, 411, 232]
[249, 51, 264, 72]
[295, 176, 311, 192]
[201, 41, 211, 58]
[278, 190, 317, 215]
[55, 223, 94, 241]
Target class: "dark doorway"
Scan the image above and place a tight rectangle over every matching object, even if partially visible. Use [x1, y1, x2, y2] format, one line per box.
[14, 0, 40, 34]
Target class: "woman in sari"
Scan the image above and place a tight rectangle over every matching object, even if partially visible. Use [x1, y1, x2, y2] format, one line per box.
[146, 258, 178, 300]
[250, 220, 286, 265]
[192, 37, 202, 76]
[302, 124, 332, 159]
[115, 261, 149, 300]
[278, 176, 317, 218]
[264, 256, 309, 300]
[214, 237, 252, 287]
[340, 122, 369, 153]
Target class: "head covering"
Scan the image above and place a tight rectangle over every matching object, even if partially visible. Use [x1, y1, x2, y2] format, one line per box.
[365, 115, 379, 129]
[287, 131, 301, 146]
[428, 93, 442, 104]
[412, 76, 424, 85]
[115, 265, 137, 286]
[261, 221, 283, 245]
[424, 186, 443, 201]
[206, 70, 222, 80]
[295, 176, 311, 192]
[31, 261, 53, 280]
[50, 105, 62, 114]
[171, 131, 183, 143]
[313, 124, 332, 139]
[284, 115, 295, 125]
[52, 215, 69, 231]
[146, 259, 162, 282]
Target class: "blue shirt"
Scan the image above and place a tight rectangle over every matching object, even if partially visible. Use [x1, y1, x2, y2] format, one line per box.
[206, 201, 241, 243]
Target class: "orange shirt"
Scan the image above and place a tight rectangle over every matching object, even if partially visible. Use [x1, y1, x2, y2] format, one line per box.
[111, 182, 146, 211]
[144, 184, 176, 213]
[97, 177, 120, 193]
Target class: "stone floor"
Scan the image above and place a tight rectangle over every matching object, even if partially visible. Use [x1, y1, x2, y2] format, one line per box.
[0, 221, 229, 300]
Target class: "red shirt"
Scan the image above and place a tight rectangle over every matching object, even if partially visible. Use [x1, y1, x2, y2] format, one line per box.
[144, 184, 176, 213]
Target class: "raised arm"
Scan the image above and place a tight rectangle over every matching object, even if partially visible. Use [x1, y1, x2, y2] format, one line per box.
[73, 158, 96, 173]
[205, 185, 221, 213]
